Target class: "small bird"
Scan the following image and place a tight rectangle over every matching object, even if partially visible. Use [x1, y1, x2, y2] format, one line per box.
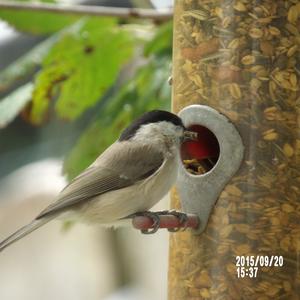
[0, 110, 197, 252]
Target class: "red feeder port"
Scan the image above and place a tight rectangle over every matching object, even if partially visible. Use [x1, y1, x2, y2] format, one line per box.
[181, 125, 220, 174]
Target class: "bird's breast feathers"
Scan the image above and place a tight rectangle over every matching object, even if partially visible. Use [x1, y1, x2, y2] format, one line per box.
[73, 155, 179, 225]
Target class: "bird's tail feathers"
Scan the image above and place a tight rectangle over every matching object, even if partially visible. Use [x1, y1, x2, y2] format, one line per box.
[0, 217, 53, 252]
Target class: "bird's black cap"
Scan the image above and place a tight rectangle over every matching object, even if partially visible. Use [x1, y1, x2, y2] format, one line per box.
[119, 110, 184, 141]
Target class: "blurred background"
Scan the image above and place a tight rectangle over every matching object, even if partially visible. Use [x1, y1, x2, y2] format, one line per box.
[0, 0, 173, 299]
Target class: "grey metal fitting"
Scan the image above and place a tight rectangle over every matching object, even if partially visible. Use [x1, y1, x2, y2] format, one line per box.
[176, 105, 244, 234]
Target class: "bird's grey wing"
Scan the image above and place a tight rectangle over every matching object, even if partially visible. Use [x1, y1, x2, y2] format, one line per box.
[37, 142, 164, 219]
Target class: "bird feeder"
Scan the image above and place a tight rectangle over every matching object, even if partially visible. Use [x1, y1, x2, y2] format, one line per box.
[169, 0, 300, 299]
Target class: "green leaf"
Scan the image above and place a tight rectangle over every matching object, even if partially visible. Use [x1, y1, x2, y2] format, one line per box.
[63, 54, 171, 180]
[0, 82, 33, 128]
[0, 9, 78, 35]
[0, 20, 84, 93]
[144, 21, 172, 57]
[30, 17, 134, 124]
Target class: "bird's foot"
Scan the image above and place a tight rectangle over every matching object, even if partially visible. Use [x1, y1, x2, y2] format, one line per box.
[149, 210, 189, 231]
[127, 210, 190, 234]
[126, 211, 161, 234]
[164, 211, 189, 232]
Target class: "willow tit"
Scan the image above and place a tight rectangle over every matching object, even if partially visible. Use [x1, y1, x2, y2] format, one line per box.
[0, 110, 197, 252]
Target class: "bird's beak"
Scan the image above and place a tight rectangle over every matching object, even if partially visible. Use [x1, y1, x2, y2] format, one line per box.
[183, 130, 198, 142]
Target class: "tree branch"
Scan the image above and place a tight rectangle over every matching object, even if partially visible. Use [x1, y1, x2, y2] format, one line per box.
[0, 1, 173, 20]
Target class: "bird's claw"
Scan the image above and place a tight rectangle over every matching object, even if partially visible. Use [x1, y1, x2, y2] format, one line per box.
[127, 211, 161, 234]
[155, 210, 189, 231]
[141, 212, 161, 234]
[166, 211, 189, 232]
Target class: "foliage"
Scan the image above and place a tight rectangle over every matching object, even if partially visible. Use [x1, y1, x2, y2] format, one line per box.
[0, 83, 33, 128]
[0, 21, 84, 92]
[144, 21, 172, 57]
[29, 18, 134, 124]
[0, 13, 173, 179]
[0, 10, 78, 35]
[63, 55, 172, 179]
[63, 21, 172, 179]
[0, 0, 79, 34]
